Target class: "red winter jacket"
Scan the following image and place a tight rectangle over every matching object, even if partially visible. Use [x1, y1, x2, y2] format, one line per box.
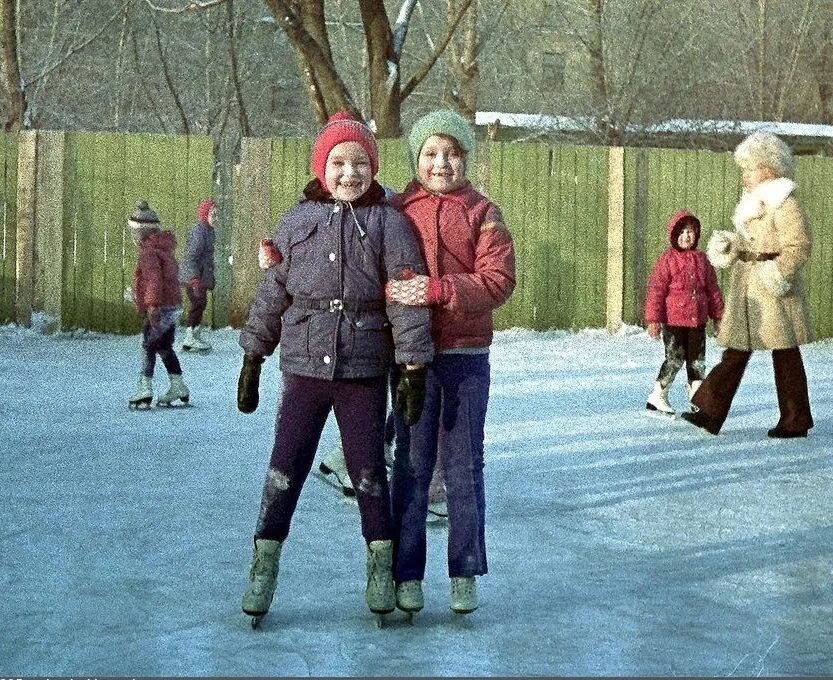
[132, 230, 183, 313]
[396, 179, 516, 351]
[644, 210, 724, 328]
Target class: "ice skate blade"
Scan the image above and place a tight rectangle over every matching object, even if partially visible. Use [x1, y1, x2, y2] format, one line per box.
[156, 399, 191, 408]
[128, 400, 152, 410]
[315, 465, 356, 497]
[644, 407, 675, 421]
[250, 615, 263, 629]
[182, 346, 211, 354]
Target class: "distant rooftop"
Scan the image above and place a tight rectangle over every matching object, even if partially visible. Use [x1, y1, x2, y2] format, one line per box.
[475, 112, 833, 139]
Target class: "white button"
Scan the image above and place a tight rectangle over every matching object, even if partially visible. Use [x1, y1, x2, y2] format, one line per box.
[333, 205, 340, 213]
[356, 321, 364, 328]
[329, 253, 336, 261]
[323, 355, 331, 364]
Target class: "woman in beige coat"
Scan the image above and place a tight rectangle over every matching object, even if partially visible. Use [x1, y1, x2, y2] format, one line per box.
[681, 132, 813, 437]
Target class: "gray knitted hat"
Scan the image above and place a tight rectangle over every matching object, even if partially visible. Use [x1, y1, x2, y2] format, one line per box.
[128, 200, 161, 242]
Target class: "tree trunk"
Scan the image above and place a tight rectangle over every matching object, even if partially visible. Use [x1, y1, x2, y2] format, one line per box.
[360, 0, 402, 137]
[444, 0, 478, 122]
[586, 0, 615, 144]
[1, 0, 29, 131]
[264, 0, 357, 123]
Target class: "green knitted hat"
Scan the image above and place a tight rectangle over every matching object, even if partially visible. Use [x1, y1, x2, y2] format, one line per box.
[407, 109, 476, 173]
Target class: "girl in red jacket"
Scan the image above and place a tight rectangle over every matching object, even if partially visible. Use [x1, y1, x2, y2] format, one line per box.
[127, 200, 189, 410]
[385, 110, 516, 617]
[644, 210, 724, 415]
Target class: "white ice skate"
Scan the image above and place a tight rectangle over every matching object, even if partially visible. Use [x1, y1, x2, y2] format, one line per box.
[242, 539, 282, 629]
[318, 442, 355, 496]
[686, 380, 703, 411]
[157, 374, 190, 407]
[366, 540, 395, 625]
[182, 326, 211, 353]
[128, 376, 153, 410]
[396, 580, 424, 623]
[450, 576, 478, 615]
[646, 381, 674, 416]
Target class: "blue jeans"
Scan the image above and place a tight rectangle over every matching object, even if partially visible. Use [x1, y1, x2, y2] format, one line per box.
[392, 353, 490, 581]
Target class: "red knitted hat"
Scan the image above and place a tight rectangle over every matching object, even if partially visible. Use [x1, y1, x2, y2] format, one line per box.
[310, 112, 379, 186]
[197, 198, 216, 223]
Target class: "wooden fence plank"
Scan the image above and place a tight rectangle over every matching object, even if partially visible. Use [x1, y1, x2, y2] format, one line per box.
[229, 137, 271, 327]
[0, 133, 15, 323]
[35, 131, 65, 330]
[607, 147, 624, 332]
[15, 131, 36, 327]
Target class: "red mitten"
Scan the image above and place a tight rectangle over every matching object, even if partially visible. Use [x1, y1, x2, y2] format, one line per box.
[189, 277, 202, 294]
[259, 239, 282, 270]
[385, 274, 444, 306]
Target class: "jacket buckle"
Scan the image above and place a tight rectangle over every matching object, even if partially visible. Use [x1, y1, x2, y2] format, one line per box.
[329, 298, 344, 312]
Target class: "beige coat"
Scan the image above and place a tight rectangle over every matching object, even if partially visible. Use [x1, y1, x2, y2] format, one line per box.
[707, 177, 812, 351]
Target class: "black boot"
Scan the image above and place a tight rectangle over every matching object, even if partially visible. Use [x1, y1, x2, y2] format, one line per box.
[767, 426, 808, 439]
[680, 409, 722, 435]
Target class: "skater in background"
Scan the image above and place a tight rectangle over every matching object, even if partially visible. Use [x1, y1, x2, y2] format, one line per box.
[236, 112, 433, 625]
[644, 209, 724, 416]
[127, 200, 190, 409]
[180, 198, 217, 353]
[386, 110, 515, 617]
[682, 132, 813, 437]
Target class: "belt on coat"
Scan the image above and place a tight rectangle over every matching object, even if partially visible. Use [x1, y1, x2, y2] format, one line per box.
[292, 296, 386, 313]
[737, 251, 778, 262]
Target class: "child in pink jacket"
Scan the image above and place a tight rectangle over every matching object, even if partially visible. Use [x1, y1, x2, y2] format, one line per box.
[644, 210, 724, 415]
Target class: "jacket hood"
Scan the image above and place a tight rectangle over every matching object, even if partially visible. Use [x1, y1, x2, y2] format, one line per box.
[667, 210, 700, 250]
[144, 229, 177, 253]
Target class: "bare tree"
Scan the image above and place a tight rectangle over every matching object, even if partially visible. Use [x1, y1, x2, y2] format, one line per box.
[261, 0, 476, 137]
[1, 0, 29, 130]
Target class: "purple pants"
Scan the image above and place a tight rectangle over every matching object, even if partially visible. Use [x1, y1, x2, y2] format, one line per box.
[392, 353, 490, 581]
[185, 283, 207, 328]
[254, 372, 392, 543]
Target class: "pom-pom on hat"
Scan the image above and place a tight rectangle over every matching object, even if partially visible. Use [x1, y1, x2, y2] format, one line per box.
[310, 112, 379, 186]
[128, 200, 161, 242]
[407, 109, 476, 174]
[197, 198, 216, 223]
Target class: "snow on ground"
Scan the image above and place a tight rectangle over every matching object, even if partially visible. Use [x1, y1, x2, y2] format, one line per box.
[2, 323, 832, 676]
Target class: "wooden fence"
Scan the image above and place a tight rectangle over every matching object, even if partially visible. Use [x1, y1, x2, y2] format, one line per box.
[3, 131, 833, 340]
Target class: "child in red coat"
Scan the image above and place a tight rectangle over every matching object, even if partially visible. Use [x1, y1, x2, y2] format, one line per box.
[644, 210, 724, 415]
[127, 200, 189, 409]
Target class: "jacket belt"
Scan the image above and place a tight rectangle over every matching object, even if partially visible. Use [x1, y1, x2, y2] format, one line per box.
[737, 251, 778, 262]
[292, 296, 385, 313]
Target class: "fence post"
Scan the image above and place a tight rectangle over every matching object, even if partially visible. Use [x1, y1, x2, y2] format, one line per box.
[229, 137, 272, 327]
[35, 130, 65, 331]
[15, 130, 37, 328]
[606, 146, 625, 333]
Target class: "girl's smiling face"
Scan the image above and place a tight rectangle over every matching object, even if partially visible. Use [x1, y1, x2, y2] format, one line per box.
[417, 135, 467, 193]
[325, 141, 372, 202]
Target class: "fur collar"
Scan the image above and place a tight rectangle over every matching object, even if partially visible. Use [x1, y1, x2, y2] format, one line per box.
[732, 177, 795, 236]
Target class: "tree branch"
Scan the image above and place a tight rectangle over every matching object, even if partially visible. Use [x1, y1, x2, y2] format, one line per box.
[401, 0, 474, 100]
[24, 0, 131, 87]
[149, 8, 190, 134]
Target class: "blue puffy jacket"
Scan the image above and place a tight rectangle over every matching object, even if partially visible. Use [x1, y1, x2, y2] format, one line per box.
[239, 181, 434, 379]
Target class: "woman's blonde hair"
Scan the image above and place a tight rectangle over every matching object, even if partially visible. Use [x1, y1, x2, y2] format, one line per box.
[734, 132, 795, 178]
